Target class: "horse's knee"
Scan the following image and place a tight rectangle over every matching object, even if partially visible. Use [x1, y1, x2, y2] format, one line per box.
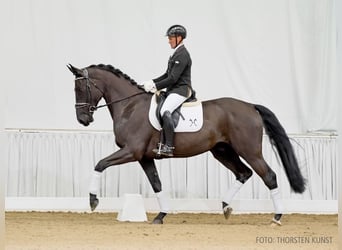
[94, 159, 106, 172]
[263, 170, 278, 190]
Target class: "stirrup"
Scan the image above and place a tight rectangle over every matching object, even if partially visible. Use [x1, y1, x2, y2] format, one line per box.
[159, 145, 174, 157]
[153, 144, 174, 157]
[152, 142, 164, 156]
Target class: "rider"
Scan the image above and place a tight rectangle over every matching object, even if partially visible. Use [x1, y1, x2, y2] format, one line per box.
[143, 24, 193, 157]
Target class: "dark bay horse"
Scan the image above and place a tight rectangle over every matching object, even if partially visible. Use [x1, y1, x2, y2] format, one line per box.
[68, 64, 305, 225]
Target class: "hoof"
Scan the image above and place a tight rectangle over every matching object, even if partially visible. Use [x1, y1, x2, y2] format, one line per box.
[223, 206, 233, 220]
[89, 193, 99, 212]
[151, 212, 167, 224]
[270, 214, 282, 226]
[152, 218, 163, 224]
[270, 218, 282, 226]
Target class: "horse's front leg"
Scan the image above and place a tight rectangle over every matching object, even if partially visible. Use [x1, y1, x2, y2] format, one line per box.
[89, 147, 136, 211]
[139, 157, 169, 224]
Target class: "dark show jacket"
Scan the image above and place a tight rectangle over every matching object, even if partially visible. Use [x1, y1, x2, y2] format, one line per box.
[153, 45, 192, 97]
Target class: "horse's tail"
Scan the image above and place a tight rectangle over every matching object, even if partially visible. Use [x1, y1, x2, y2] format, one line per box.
[254, 104, 306, 193]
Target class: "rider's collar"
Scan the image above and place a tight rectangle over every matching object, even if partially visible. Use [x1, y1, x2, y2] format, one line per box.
[171, 43, 184, 56]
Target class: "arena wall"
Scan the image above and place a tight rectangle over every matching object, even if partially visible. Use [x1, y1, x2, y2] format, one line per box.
[5, 130, 337, 213]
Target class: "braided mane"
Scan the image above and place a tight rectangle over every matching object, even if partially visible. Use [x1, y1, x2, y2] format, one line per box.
[89, 64, 138, 86]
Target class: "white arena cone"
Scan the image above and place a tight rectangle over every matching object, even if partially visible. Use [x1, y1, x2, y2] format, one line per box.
[117, 194, 147, 222]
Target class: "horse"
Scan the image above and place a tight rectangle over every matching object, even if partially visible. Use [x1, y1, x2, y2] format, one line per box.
[67, 63, 305, 225]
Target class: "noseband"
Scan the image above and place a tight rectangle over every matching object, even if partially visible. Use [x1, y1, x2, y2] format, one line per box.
[74, 69, 103, 113]
[75, 68, 144, 113]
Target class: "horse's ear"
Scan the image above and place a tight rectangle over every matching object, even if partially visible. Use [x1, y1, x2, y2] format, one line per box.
[67, 64, 83, 77]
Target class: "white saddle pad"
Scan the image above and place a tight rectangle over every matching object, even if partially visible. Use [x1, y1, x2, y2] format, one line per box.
[148, 94, 203, 132]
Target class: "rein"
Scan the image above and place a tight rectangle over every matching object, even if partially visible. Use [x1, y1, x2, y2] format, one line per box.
[75, 69, 145, 113]
[93, 92, 145, 110]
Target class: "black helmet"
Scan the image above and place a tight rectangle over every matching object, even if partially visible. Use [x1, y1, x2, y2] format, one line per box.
[166, 25, 187, 39]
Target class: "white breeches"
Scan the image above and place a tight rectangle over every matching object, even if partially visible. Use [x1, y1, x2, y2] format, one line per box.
[160, 93, 187, 116]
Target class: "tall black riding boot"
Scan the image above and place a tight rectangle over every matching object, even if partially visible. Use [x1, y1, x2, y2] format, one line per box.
[160, 111, 175, 156]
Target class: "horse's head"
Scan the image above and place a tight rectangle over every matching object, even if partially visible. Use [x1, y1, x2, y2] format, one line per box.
[67, 64, 104, 126]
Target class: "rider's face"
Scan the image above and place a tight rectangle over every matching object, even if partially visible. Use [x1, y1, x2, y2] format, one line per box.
[168, 36, 181, 49]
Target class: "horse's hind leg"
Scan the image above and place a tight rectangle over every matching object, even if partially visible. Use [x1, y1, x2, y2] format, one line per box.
[210, 143, 253, 219]
[243, 155, 283, 225]
[139, 157, 168, 224]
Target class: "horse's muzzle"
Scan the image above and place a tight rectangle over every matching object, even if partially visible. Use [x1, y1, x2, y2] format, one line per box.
[77, 113, 94, 126]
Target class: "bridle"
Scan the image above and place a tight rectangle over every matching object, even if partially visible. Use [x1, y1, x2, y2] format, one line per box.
[74, 69, 144, 113]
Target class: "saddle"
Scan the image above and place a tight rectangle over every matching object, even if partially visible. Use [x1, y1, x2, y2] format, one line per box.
[155, 90, 197, 127]
[148, 91, 203, 133]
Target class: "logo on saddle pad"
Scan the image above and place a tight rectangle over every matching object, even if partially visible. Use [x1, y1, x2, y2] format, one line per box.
[148, 94, 203, 132]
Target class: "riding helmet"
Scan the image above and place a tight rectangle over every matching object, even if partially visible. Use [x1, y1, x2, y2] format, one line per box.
[166, 25, 187, 39]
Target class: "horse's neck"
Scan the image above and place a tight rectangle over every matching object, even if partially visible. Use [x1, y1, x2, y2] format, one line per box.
[102, 75, 149, 121]
[103, 77, 132, 101]
[100, 74, 136, 104]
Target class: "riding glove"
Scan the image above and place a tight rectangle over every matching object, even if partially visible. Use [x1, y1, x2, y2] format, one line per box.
[142, 80, 156, 93]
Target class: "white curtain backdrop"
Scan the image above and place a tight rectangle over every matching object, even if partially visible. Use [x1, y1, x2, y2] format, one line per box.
[0, 0, 337, 133]
[6, 131, 337, 201]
